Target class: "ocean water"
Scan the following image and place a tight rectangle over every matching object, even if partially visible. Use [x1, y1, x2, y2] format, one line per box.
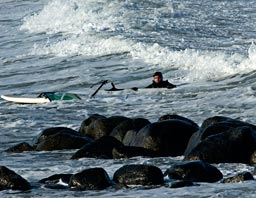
[1, 0, 256, 197]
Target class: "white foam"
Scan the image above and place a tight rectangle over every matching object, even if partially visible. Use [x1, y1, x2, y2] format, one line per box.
[129, 42, 256, 83]
[20, 0, 256, 83]
[20, 0, 126, 34]
[30, 34, 132, 57]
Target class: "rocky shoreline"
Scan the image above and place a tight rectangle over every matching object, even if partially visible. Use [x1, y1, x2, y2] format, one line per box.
[1, 114, 256, 191]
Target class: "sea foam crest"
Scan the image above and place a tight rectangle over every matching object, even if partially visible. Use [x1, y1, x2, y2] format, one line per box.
[234, 42, 256, 74]
[20, 0, 256, 82]
[21, 0, 131, 56]
[247, 42, 256, 62]
[20, 0, 124, 34]
[31, 35, 133, 57]
[128, 43, 256, 82]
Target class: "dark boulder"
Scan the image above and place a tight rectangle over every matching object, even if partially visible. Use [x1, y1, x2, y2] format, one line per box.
[198, 116, 256, 142]
[184, 126, 256, 164]
[32, 127, 83, 147]
[250, 151, 256, 164]
[113, 164, 164, 185]
[122, 130, 138, 146]
[185, 116, 252, 156]
[69, 168, 112, 190]
[110, 118, 150, 143]
[184, 123, 232, 157]
[0, 166, 31, 191]
[71, 136, 123, 159]
[112, 146, 157, 159]
[158, 114, 199, 128]
[111, 183, 129, 190]
[38, 173, 72, 184]
[43, 183, 68, 189]
[5, 142, 34, 152]
[164, 160, 223, 183]
[85, 116, 130, 140]
[200, 116, 255, 131]
[79, 114, 106, 135]
[35, 130, 93, 151]
[222, 172, 254, 183]
[186, 116, 256, 151]
[200, 122, 234, 140]
[130, 119, 198, 156]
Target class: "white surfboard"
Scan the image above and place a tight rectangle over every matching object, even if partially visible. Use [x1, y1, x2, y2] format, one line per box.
[1, 95, 50, 104]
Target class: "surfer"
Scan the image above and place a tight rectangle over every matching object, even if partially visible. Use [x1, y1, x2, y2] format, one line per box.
[106, 71, 176, 92]
[146, 72, 176, 89]
[91, 71, 176, 98]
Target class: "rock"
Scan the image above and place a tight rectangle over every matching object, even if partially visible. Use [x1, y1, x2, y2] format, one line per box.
[250, 151, 256, 165]
[183, 130, 201, 157]
[79, 114, 106, 135]
[71, 136, 123, 159]
[85, 116, 130, 140]
[38, 173, 72, 189]
[184, 126, 256, 164]
[164, 160, 223, 183]
[32, 127, 83, 147]
[158, 114, 199, 128]
[38, 173, 72, 184]
[35, 130, 93, 151]
[222, 172, 254, 183]
[43, 183, 68, 189]
[184, 123, 231, 157]
[110, 183, 129, 190]
[5, 142, 34, 152]
[0, 166, 31, 191]
[69, 168, 112, 190]
[113, 164, 164, 185]
[112, 146, 157, 159]
[122, 130, 137, 146]
[110, 118, 150, 143]
[131, 119, 198, 156]
[184, 116, 256, 157]
[200, 116, 255, 132]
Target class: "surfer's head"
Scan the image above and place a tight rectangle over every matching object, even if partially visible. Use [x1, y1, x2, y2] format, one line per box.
[153, 72, 163, 84]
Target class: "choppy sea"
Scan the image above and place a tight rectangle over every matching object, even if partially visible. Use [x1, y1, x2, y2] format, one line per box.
[1, 0, 256, 197]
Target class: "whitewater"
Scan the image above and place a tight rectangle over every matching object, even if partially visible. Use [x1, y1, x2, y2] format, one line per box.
[1, 0, 256, 197]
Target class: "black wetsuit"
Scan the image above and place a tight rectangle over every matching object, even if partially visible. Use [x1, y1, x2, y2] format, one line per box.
[146, 80, 176, 89]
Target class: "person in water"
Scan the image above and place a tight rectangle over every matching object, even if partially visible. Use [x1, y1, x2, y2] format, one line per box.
[146, 72, 176, 89]
[105, 71, 176, 92]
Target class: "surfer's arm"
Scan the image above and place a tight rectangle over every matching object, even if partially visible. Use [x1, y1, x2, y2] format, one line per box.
[166, 83, 176, 89]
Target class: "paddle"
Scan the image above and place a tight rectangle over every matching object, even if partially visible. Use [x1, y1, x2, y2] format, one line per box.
[90, 80, 109, 98]
[105, 83, 124, 91]
[105, 83, 138, 92]
[90, 80, 139, 98]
